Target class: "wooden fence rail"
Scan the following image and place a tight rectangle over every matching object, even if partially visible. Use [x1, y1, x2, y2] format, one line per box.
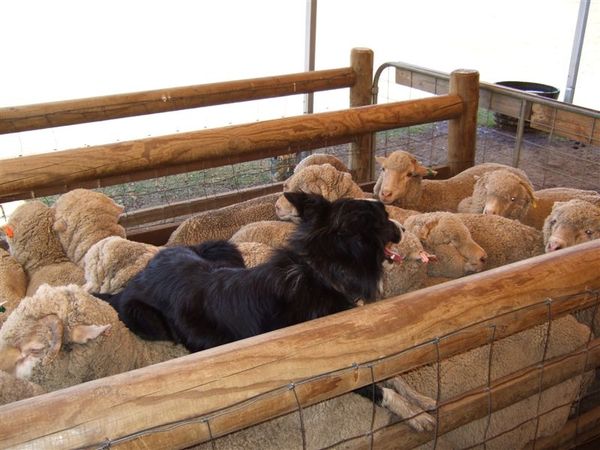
[0, 240, 598, 450]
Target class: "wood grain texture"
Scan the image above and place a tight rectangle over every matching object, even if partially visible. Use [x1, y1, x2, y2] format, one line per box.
[0, 240, 598, 449]
[0, 96, 463, 202]
[0, 68, 356, 134]
[448, 69, 479, 175]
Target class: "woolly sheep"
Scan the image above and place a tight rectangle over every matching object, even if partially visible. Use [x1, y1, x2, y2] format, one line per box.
[0, 371, 45, 406]
[293, 153, 351, 174]
[457, 168, 535, 221]
[543, 199, 600, 253]
[403, 212, 487, 278]
[194, 315, 589, 450]
[52, 189, 126, 267]
[456, 213, 545, 269]
[2, 201, 85, 296]
[275, 163, 418, 223]
[523, 187, 600, 230]
[0, 248, 27, 325]
[167, 193, 279, 246]
[234, 241, 275, 268]
[83, 236, 160, 294]
[373, 150, 522, 212]
[0, 284, 188, 392]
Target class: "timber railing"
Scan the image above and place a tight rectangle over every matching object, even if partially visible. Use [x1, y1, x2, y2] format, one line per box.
[0, 240, 598, 449]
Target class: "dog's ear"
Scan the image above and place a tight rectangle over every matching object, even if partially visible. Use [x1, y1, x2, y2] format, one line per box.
[283, 192, 329, 220]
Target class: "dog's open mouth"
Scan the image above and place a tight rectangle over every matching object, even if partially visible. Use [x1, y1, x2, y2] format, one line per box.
[385, 245, 404, 264]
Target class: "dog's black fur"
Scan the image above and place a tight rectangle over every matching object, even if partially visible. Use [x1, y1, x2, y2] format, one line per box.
[97, 192, 400, 353]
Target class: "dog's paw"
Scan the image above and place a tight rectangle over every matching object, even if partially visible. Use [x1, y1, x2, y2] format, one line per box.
[407, 411, 436, 433]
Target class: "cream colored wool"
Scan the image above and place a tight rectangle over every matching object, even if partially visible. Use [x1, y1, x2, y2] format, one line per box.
[52, 189, 126, 266]
[0, 370, 46, 406]
[293, 153, 351, 175]
[167, 193, 279, 246]
[0, 284, 188, 393]
[0, 248, 27, 325]
[83, 236, 160, 294]
[523, 187, 600, 230]
[403, 212, 487, 278]
[457, 213, 545, 269]
[4, 201, 85, 296]
[230, 220, 296, 248]
[373, 150, 522, 212]
[457, 168, 535, 221]
[235, 241, 275, 268]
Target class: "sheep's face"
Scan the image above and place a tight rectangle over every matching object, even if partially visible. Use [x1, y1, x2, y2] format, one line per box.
[276, 164, 360, 222]
[375, 151, 434, 205]
[473, 171, 534, 220]
[408, 214, 487, 277]
[544, 200, 600, 252]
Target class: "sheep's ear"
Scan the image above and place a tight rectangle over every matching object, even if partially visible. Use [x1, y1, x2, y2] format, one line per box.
[415, 219, 439, 241]
[412, 161, 435, 177]
[375, 156, 387, 167]
[519, 180, 536, 207]
[53, 218, 67, 233]
[69, 324, 111, 344]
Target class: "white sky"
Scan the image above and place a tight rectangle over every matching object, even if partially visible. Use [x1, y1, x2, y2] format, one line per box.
[0, 0, 598, 157]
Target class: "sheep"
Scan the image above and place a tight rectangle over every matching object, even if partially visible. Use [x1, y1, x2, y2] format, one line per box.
[167, 193, 280, 246]
[457, 168, 535, 221]
[373, 150, 523, 212]
[543, 199, 600, 253]
[0, 284, 188, 392]
[523, 187, 600, 230]
[293, 153, 351, 174]
[2, 201, 85, 296]
[456, 213, 545, 269]
[234, 241, 275, 268]
[83, 236, 160, 294]
[456, 169, 600, 230]
[403, 212, 488, 278]
[275, 163, 418, 223]
[0, 248, 27, 325]
[0, 371, 46, 406]
[194, 315, 590, 450]
[229, 220, 296, 248]
[52, 189, 126, 267]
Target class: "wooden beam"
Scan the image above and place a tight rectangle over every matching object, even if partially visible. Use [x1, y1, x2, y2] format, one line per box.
[530, 103, 600, 145]
[447, 69, 479, 175]
[0, 96, 463, 202]
[0, 68, 356, 134]
[0, 240, 598, 449]
[349, 47, 374, 182]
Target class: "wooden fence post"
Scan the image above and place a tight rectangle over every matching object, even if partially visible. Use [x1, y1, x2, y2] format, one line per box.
[349, 47, 374, 182]
[447, 69, 479, 175]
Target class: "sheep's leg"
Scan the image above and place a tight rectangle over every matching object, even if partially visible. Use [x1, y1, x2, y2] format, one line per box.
[355, 384, 436, 432]
[384, 376, 437, 412]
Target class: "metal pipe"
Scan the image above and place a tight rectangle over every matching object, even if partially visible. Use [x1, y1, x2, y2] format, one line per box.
[303, 0, 317, 114]
[564, 0, 591, 104]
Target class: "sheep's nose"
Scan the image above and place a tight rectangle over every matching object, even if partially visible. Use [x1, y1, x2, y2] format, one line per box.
[380, 189, 392, 199]
[546, 238, 564, 252]
[483, 206, 496, 215]
[480, 255, 487, 264]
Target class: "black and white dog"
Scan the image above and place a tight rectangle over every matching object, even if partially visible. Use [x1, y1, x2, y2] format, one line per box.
[98, 192, 434, 431]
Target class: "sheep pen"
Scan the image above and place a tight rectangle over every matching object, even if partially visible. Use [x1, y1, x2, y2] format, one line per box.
[0, 48, 599, 449]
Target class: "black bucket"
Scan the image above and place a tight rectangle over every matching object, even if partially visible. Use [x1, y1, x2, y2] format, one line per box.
[494, 81, 560, 129]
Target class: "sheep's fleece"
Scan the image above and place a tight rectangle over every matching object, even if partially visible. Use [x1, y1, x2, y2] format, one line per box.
[0, 248, 27, 325]
[3, 200, 85, 295]
[194, 315, 590, 450]
[83, 236, 160, 294]
[0, 284, 188, 392]
[167, 193, 279, 246]
[52, 189, 126, 266]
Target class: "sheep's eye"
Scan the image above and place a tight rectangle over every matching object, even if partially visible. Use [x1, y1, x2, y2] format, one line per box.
[510, 197, 516, 202]
[407, 172, 413, 178]
[549, 219, 557, 226]
[585, 229, 593, 236]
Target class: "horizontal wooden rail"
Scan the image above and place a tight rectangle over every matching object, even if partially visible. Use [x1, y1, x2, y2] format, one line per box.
[0, 95, 463, 202]
[0, 240, 598, 449]
[0, 68, 356, 134]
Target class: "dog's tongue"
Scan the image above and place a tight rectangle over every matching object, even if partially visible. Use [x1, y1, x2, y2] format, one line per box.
[385, 246, 404, 264]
